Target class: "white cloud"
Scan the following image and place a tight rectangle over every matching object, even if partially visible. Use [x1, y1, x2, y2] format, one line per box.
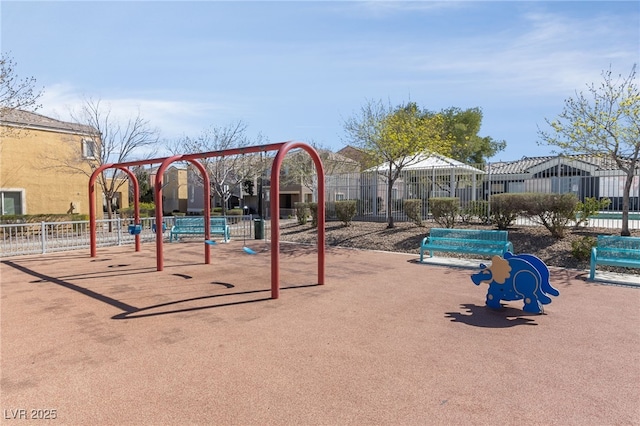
[39, 83, 239, 140]
[345, 7, 637, 99]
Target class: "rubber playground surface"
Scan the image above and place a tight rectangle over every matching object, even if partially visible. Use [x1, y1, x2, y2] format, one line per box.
[1, 240, 639, 425]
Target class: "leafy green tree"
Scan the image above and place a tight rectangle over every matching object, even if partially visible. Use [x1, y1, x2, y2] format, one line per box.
[538, 65, 640, 236]
[343, 99, 452, 228]
[440, 107, 506, 164]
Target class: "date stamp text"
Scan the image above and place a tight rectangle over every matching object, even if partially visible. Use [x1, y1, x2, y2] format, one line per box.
[3, 409, 57, 420]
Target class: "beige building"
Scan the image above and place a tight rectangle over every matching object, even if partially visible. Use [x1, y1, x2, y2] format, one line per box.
[149, 165, 188, 214]
[0, 109, 124, 218]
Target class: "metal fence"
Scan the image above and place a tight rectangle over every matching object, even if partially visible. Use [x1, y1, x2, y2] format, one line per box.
[0, 215, 269, 258]
[324, 157, 640, 228]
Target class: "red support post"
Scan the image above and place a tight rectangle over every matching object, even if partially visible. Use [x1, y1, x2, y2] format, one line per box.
[88, 141, 325, 300]
[270, 142, 325, 299]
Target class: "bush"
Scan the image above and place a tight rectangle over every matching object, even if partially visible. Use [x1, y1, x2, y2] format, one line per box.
[430, 197, 459, 228]
[294, 202, 309, 225]
[309, 202, 319, 228]
[490, 194, 523, 230]
[120, 202, 155, 218]
[461, 200, 490, 224]
[575, 197, 611, 227]
[571, 236, 596, 261]
[335, 200, 357, 226]
[403, 199, 423, 226]
[0, 214, 89, 224]
[520, 193, 579, 238]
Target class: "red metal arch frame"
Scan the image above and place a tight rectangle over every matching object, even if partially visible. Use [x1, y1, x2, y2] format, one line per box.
[88, 141, 325, 299]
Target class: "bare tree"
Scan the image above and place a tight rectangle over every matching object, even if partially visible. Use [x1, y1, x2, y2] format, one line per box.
[62, 98, 160, 221]
[538, 65, 640, 236]
[281, 140, 359, 197]
[169, 122, 266, 215]
[0, 53, 44, 141]
[0, 53, 43, 113]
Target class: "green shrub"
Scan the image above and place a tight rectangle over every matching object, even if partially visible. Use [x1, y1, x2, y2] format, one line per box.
[120, 202, 155, 218]
[335, 200, 357, 226]
[294, 202, 309, 225]
[461, 200, 490, 224]
[571, 236, 596, 261]
[575, 197, 611, 227]
[430, 197, 459, 228]
[0, 214, 89, 224]
[309, 202, 319, 228]
[520, 193, 579, 238]
[490, 194, 523, 230]
[403, 199, 423, 226]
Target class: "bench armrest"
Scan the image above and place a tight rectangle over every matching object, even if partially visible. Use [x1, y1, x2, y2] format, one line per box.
[589, 247, 598, 280]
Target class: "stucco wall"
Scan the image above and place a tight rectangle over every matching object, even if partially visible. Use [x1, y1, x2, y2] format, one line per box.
[0, 126, 108, 216]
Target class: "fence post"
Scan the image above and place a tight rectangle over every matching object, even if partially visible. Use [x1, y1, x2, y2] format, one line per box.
[41, 221, 46, 254]
[117, 217, 122, 246]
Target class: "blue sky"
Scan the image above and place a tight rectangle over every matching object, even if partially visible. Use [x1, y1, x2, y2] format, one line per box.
[2, 1, 639, 162]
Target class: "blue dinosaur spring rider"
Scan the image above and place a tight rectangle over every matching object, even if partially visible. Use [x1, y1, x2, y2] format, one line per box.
[471, 252, 559, 314]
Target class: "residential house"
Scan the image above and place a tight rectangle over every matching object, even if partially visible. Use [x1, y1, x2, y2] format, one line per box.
[184, 148, 360, 218]
[271, 149, 360, 218]
[148, 165, 188, 215]
[337, 145, 377, 171]
[0, 109, 126, 218]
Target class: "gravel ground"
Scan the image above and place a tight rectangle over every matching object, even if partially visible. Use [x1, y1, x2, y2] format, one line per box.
[279, 219, 640, 274]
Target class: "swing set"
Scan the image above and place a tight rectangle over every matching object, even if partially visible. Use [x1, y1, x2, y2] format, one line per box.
[88, 141, 326, 299]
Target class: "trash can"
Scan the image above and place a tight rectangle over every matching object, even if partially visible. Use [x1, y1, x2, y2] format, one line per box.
[254, 218, 264, 240]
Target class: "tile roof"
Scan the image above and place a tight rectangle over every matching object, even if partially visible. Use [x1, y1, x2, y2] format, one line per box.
[486, 154, 623, 174]
[0, 108, 96, 135]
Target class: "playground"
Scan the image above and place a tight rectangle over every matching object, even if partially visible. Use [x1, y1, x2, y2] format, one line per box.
[1, 240, 638, 425]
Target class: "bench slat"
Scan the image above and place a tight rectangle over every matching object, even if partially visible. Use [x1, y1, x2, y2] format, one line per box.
[170, 217, 231, 242]
[419, 228, 513, 262]
[589, 236, 640, 279]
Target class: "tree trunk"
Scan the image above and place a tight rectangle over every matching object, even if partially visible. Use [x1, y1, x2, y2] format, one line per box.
[387, 177, 395, 229]
[106, 197, 114, 232]
[621, 172, 633, 236]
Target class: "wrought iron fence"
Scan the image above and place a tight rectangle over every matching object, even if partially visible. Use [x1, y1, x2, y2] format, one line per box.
[323, 156, 640, 228]
[0, 215, 268, 258]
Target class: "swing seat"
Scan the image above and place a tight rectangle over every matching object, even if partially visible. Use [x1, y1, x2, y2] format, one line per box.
[128, 224, 142, 235]
[243, 246, 257, 255]
[152, 223, 167, 233]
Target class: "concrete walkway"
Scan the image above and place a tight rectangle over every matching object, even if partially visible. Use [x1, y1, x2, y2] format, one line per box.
[1, 242, 639, 425]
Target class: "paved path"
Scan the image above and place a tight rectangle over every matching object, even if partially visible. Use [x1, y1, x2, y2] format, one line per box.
[1, 242, 639, 425]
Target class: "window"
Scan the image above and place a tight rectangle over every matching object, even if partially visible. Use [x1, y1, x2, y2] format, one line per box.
[82, 138, 97, 159]
[1, 191, 23, 215]
[335, 193, 345, 201]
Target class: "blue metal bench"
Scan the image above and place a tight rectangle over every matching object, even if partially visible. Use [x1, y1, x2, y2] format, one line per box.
[169, 217, 230, 242]
[589, 235, 640, 279]
[420, 228, 513, 262]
